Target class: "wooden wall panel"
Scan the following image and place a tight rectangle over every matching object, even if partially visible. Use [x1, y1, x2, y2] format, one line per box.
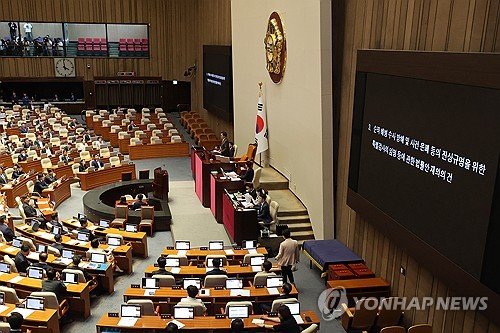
[335, 0, 500, 332]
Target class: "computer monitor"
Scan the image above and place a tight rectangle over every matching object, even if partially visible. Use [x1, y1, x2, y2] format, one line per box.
[25, 296, 44, 310]
[250, 256, 265, 266]
[77, 213, 86, 221]
[90, 252, 106, 264]
[0, 292, 4, 305]
[266, 276, 284, 288]
[62, 249, 74, 259]
[227, 306, 250, 319]
[12, 238, 22, 248]
[77, 232, 90, 242]
[182, 278, 201, 290]
[107, 237, 121, 246]
[120, 304, 141, 318]
[206, 258, 220, 268]
[37, 244, 48, 253]
[165, 258, 180, 267]
[284, 301, 300, 315]
[208, 241, 224, 250]
[27, 267, 44, 279]
[99, 219, 110, 228]
[51, 225, 62, 235]
[242, 240, 257, 249]
[141, 278, 160, 289]
[173, 306, 194, 319]
[175, 241, 190, 250]
[125, 224, 137, 233]
[0, 262, 10, 273]
[225, 278, 243, 290]
[62, 272, 79, 284]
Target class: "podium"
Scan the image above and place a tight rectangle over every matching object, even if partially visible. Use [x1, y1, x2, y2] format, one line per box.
[153, 167, 169, 199]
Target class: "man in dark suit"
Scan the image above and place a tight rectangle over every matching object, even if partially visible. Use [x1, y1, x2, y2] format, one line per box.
[257, 194, 272, 224]
[34, 134, 45, 148]
[228, 142, 235, 157]
[50, 212, 68, 235]
[127, 121, 136, 131]
[12, 164, 25, 179]
[44, 169, 57, 185]
[67, 255, 92, 282]
[59, 150, 72, 163]
[22, 195, 48, 228]
[14, 244, 32, 273]
[91, 154, 104, 169]
[51, 234, 64, 254]
[33, 252, 51, 272]
[240, 161, 254, 184]
[131, 194, 147, 210]
[79, 160, 89, 172]
[0, 215, 14, 242]
[151, 257, 173, 276]
[206, 258, 227, 276]
[76, 217, 96, 241]
[0, 168, 8, 185]
[41, 267, 67, 302]
[17, 149, 28, 161]
[220, 131, 230, 157]
[34, 173, 49, 194]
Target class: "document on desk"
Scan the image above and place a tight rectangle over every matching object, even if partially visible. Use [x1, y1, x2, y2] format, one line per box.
[117, 317, 138, 327]
[144, 289, 156, 296]
[168, 320, 185, 329]
[247, 249, 258, 254]
[252, 319, 265, 325]
[58, 258, 73, 265]
[27, 252, 40, 261]
[293, 315, 304, 324]
[67, 239, 79, 245]
[8, 276, 25, 284]
[230, 289, 250, 297]
[266, 287, 280, 295]
[4, 246, 17, 254]
[224, 249, 235, 255]
[9, 308, 33, 319]
[39, 232, 54, 240]
[251, 266, 262, 272]
[177, 250, 187, 256]
[169, 267, 181, 274]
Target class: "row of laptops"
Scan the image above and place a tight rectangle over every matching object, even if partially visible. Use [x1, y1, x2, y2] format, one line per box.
[161, 255, 265, 268]
[120, 300, 300, 319]
[0, 292, 47, 311]
[142, 276, 284, 290]
[75, 213, 139, 233]
[173, 240, 258, 251]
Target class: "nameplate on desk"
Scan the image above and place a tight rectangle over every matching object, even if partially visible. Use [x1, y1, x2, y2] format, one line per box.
[215, 314, 226, 319]
[15, 303, 25, 308]
[233, 246, 242, 250]
[161, 314, 171, 319]
[240, 263, 249, 267]
[131, 284, 140, 288]
[200, 247, 208, 251]
[108, 312, 119, 317]
[153, 263, 159, 267]
[255, 285, 265, 289]
[166, 246, 174, 250]
[268, 312, 278, 317]
[171, 285, 181, 290]
[214, 286, 224, 290]
[197, 264, 205, 268]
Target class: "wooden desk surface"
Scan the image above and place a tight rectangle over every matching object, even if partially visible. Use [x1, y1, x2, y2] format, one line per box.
[96, 311, 319, 331]
[0, 302, 58, 329]
[78, 163, 136, 191]
[145, 263, 281, 277]
[327, 277, 390, 289]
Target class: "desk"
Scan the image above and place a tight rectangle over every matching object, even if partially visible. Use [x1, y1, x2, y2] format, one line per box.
[43, 178, 72, 208]
[161, 247, 267, 265]
[123, 285, 298, 315]
[0, 302, 59, 333]
[326, 278, 391, 306]
[210, 173, 244, 223]
[1, 172, 37, 207]
[0, 154, 14, 168]
[78, 163, 136, 190]
[63, 218, 148, 259]
[129, 142, 189, 160]
[222, 190, 258, 244]
[96, 312, 319, 332]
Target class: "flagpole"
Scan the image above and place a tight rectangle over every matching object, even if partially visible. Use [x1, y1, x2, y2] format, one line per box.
[258, 82, 262, 167]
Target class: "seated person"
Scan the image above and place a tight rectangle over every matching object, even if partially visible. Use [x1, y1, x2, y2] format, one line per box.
[40, 144, 53, 157]
[166, 323, 179, 333]
[7, 312, 26, 333]
[67, 255, 91, 282]
[257, 194, 272, 224]
[22, 138, 32, 149]
[17, 149, 28, 161]
[34, 173, 49, 195]
[44, 169, 57, 185]
[51, 234, 64, 255]
[258, 304, 301, 332]
[76, 217, 96, 241]
[127, 121, 136, 131]
[12, 164, 25, 179]
[0, 167, 8, 185]
[41, 267, 67, 302]
[68, 119, 78, 129]
[239, 161, 254, 183]
[231, 318, 246, 333]
[34, 134, 45, 148]
[178, 285, 207, 312]
[254, 260, 277, 281]
[118, 196, 128, 205]
[91, 154, 104, 169]
[49, 212, 68, 234]
[151, 257, 173, 276]
[87, 239, 122, 273]
[59, 150, 72, 163]
[131, 193, 147, 210]
[79, 160, 89, 172]
[19, 123, 29, 134]
[244, 183, 258, 203]
[260, 282, 293, 314]
[32, 252, 51, 272]
[0, 215, 14, 242]
[14, 244, 32, 273]
[206, 258, 227, 276]
[21, 195, 48, 229]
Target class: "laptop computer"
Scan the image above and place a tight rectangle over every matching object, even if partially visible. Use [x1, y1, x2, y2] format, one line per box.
[62, 249, 74, 259]
[37, 244, 48, 253]
[266, 276, 284, 288]
[77, 232, 90, 242]
[125, 224, 138, 233]
[182, 278, 201, 290]
[25, 296, 45, 311]
[225, 278, 243, 290]
[0, 262, 10, 273]
[120, 304, 142, 318]
[242, 240, 257, 249]
[208, 241, 224, 251]
[250, 256, 265, 267]
[141, 278, 160, 289]
[107, 236, 121, 246]
[227, 305, 249, 319]
[51, 225, 62, 235]
[173, 306, 194, 319]
[175, 241, 190, 250]
[62, 272, 79, 284]
[27, 267, 44, 279]
[90, 252, 107, 264]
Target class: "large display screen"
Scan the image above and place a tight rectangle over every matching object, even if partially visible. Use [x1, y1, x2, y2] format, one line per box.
[203, 45, 233, 117]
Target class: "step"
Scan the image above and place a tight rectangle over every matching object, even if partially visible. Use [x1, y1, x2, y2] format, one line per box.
[277, 209, 308, 217]
[290, 230, 315, 241]
[259, 167, 289, 191]
[277, 215, 310, 224]
[283, 222, 313, 232]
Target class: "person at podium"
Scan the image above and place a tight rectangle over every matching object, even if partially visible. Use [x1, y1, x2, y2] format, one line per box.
[220, 131, 231, 157]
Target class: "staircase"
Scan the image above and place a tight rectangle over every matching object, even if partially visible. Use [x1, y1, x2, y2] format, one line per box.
[258, 167, 315, 245]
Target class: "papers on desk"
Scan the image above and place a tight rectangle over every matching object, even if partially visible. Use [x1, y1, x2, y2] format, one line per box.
[266, 287, 280, 295]
[4, 247, 17, 254]
[293, 314, 304, 324]
[252, 319, 265, 325]
[8, 276, 25, 284]
[9, 308, 33, 319]
[230, 289, 250, 297]
[224, 249, 235, 255]
[168, 320, 185, 329]
[177, 250, 187, 256]
[242, 202, 254, 208]
[67, 239, 79, 245]
[38, 232, 54, 240]
[57, 258, 73, 265]
[247, 249, 258, 254]
[144, 289, 156, 296]
[117, 317, 138, 327]
[251, 266, 262, 272]
[27, 252, 40, 261]
[169, 267, 181, 274]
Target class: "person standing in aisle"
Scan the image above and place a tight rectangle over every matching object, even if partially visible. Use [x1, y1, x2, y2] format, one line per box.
[275, 229, 300, 285]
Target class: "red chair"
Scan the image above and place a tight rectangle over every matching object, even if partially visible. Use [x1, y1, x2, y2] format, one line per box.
[93, 38, 100, 55]
[134, 39, 141, 54]
[77, 38, 85, 56]
[127, 39, 134, 55]
[100, 41, 108, 56]
[141, 40, 149, 57]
